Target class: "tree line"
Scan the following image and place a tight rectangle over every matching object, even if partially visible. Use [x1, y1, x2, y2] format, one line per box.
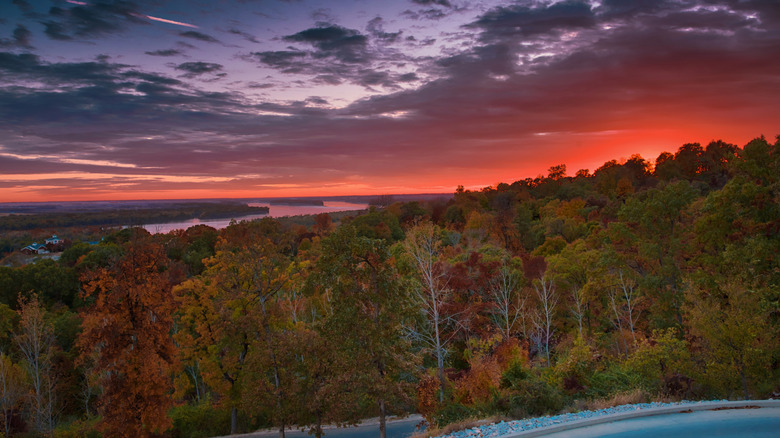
[0, 202, 269, 233]
[0, 135, 778, 437]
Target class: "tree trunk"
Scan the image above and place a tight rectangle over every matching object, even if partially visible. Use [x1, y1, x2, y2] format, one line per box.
[435, 315, 445, 403]
[231, 406, 238, 435]
[260, 298, 286, 438]
[378, 399, 387, 438]
[315, 410, 323, 438]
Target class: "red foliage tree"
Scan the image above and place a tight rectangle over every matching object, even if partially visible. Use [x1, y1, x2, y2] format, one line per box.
[78, 240, 179, 437]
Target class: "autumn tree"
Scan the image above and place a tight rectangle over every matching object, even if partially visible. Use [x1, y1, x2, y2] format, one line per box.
[175, 218, 296, 436]
[488, 258, 525, 341]
[531, 274, 557, 367]
[78, 240, 179, 438]
[313, 213, 332, 237]
[613, 180, 697, 329]
[15, 294, 57, 435]
[0, 352, 25, 437]
[401, 222, 454, 402]
[313, 226, 416, 438]
[686, 281, 776, 399]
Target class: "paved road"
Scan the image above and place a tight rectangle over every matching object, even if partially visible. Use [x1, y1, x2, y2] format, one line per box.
[537, 407, 780, 438]
[219, 415, 424, 438]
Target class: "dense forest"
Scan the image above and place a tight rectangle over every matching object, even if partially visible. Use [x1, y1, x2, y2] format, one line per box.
[0, 136, 778, 438]
[0, 202, 269, 232]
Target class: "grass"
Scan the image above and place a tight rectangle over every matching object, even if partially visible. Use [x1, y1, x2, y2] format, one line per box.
[415, 390, 659, 438]
[573, 389, 651, 411]
[410, 415, 511, 438]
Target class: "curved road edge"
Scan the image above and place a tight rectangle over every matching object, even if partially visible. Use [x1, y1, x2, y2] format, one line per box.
[501, 400, 780, 438]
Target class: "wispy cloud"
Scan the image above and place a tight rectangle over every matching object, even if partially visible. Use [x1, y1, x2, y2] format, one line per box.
[1, 0, 778, 201]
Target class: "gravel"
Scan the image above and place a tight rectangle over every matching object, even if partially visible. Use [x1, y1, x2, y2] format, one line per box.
[437, 400, 730, 438]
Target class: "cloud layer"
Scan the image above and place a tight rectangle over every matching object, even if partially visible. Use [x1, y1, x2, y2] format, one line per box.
[0, 0, 778, 201]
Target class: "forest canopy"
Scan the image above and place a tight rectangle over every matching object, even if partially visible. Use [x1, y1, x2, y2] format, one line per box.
[0, 136, 778, 437]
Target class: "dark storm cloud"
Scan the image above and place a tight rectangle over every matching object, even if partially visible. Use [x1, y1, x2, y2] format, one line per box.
[398, 72, 418, 82]
[13, 24, 32, 47]
[367, 17, 403, 43]
[249, 23, 416, 89]
[3, 0, 779, 200]
[41, 1, 144, 40]
[42, 21, 72, 41]
[401, 8, 448, 21]
[434, 43, 515, 77]
[596, 0, 673, 18]
[246, 82, 274, 89]
[250, 46, 414, 90]
[174, 61, 224, 78]
[283, 25, 370, 63]
[0, 24, 33, 48]
[12, 0, 32, 13]
[252, 50, 307, 73]
[411, 0, 452, 7]
[0, 52, 242, 142]
[145, 49, 183, 57]
[229, 28, 260, 43]
[341, 0, 780, 144]
[123, 71, 181, 86]
[0, 52, 121, 84]
[179, 30, 221, 44]
[644, 7, 755, 32]
[470, 1, 596, 41]
[306, 96, 329, 105]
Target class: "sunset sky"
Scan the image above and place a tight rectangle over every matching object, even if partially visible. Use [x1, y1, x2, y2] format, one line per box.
[0, 0, 778, 202]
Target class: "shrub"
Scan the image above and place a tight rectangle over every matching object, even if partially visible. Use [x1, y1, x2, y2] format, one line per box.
[498, 362, 566, 418]
[417, 373, 440, 424]
[624, 328, 692, 395]
[433, 403, 476, 428]
[507, 377, 567, 418]
[584, 363, 643, 399]
[170, 401, 232, 438]
[553, 337, 597, 395]
[499, 361, 528, 389]
[52, 417, 101, 438]
[453, 355, 502, 404]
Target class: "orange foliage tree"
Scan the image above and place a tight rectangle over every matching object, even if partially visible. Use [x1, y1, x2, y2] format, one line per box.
[78, 240, 179, 437]
[174, 219, 297, 436]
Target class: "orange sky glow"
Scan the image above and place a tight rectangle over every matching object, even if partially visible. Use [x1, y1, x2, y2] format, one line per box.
[1, 0, 778, 204]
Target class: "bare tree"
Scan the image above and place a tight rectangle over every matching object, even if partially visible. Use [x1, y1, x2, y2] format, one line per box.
[608, 271, 641, 357]
[403, 222, 456, 402]
[531, 275, 558, 366]
[570, 285, 586, 339]
[15, 295, 57, 435]
[489, 262, 525, 340]
[619, 271, 640, 346]
[608, 287, 628, 358]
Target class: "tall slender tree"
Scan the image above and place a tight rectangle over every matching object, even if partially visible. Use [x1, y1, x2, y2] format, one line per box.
[531, 275, 557, 367]
[315, 226, 416, 438]
[15, 294, 57, 435]
[402, 222, 455, 402]
[0, 352, 25, 437]
[78, 240, 179, 438]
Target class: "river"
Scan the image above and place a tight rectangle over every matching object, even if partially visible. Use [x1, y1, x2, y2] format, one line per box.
[141, 201, 367, 234]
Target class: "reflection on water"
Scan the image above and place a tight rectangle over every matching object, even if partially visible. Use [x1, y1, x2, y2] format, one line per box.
[142, 201, 367, 234]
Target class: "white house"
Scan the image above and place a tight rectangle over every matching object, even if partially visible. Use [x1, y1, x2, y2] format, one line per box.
[45, 235, 63, 245]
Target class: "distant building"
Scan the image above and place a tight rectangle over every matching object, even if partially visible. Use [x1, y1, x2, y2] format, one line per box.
[45, 235, 63, 245]
[21, 235, 64, 255]
[21, 243, 49, 255]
